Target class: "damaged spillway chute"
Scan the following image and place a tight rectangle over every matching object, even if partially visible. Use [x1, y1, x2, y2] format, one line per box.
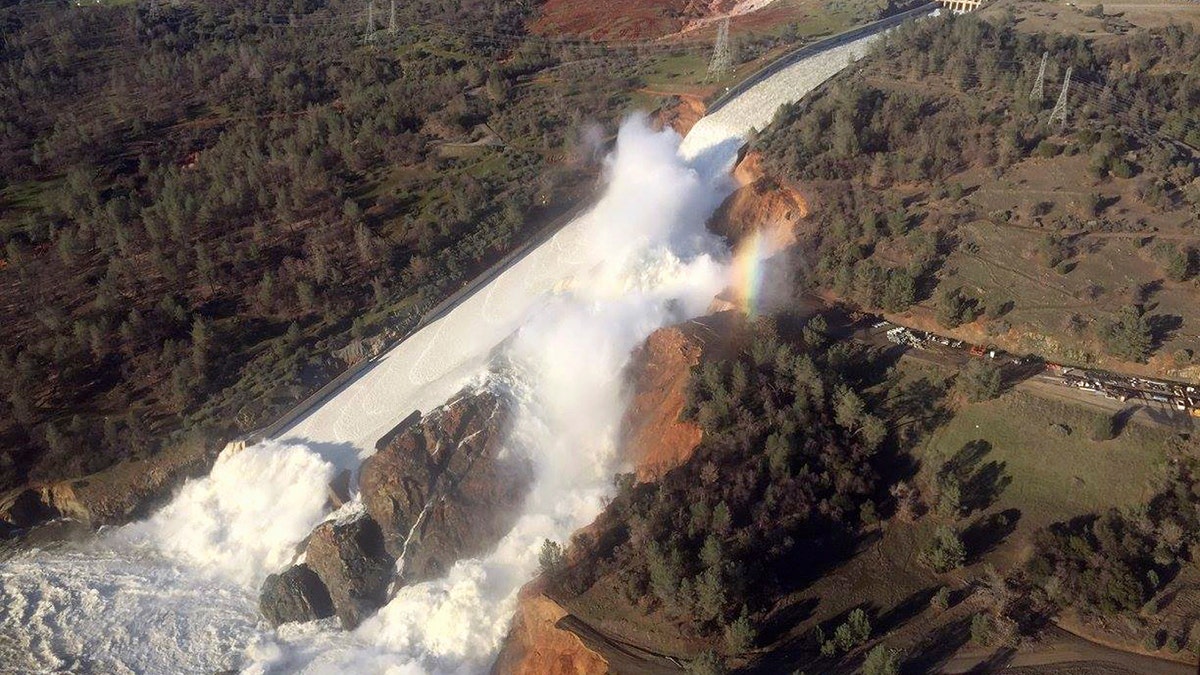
[0, 26, 894, 674]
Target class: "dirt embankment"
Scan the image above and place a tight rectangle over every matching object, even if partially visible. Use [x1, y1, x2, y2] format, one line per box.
[492, 582, 609, 675]
[496, 312, 742, 674]
[621, 312, 742, 482]
[0, 434, 218, 532]
[532, 0, 737, 40]
[710, 150, 810, 246]
[652, 94, 707, 137]
[497, 152, 811, 674]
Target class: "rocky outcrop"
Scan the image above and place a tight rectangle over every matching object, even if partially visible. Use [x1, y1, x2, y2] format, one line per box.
[260, 563, 335, 626]
[493, 587, 609, 675]
[359, 389, 530, 584]
[0, 433, 218, 534]
[305, 516, 395, 629]
[0, 488, 58, 529]
[621, 313, 741, 481]
[258, 387, 530, 629]
[653, 94, 706, 137]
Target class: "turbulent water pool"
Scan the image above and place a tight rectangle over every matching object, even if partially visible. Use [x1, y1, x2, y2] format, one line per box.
[0, 32, 884, 674]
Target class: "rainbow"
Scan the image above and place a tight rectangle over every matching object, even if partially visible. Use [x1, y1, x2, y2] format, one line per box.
[730, 229, 769, 318]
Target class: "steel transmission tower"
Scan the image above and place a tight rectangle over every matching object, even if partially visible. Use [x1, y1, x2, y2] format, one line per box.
[1029, 51, 1048, 104]
[707, 18, 733, 81]
[1049, 66, 1072, 126]
[365, 0, 376, 42]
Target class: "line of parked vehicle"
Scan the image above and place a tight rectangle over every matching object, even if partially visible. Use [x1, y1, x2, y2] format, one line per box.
[876, 321, 1200, 418]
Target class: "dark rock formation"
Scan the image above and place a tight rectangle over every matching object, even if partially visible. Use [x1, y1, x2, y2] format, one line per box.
[304, 515, 395, 629]
[359, 389, 531, 585]
[257, 387, 532, 629]
[327, 470, 352, 510]
[260, 563, 335, 627]
[0, 488, 59, 530]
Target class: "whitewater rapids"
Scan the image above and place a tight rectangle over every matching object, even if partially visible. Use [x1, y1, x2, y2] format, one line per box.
[0, 33, 883, 674]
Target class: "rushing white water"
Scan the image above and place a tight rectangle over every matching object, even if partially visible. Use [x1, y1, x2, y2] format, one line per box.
[0, 33, 882, 674]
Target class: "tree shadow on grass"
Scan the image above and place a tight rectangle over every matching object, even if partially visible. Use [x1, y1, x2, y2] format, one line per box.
[940, 440, 1012, 517]
[757, 596, 820, 646]
[966, 646, 1018, 673]
[1112, 405, 1140, 437]
[961, 508, 1021, 564]
[903, 615, 974, 673]
[1148, 313, 1183, 351]
[874, 585, 940, 635]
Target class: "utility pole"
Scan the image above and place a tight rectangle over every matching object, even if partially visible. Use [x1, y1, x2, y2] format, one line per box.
[388, 0, 396, 36]
[707, 18, 733, 81]
[1049, 65, 1072, 126]
[1029, 51, 1048, 104]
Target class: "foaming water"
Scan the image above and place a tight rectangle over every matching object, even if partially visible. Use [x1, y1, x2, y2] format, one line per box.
[0, 441, 335, 672]
[242, 116, 733, 673]
[0, 29, 883, 670]
[115, 441, 336, 588]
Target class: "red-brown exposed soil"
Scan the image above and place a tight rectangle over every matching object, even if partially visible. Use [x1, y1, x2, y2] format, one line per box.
[532, 0, 700, 40]
[492, 582, 609, 675]
[621, 312, 742, 482]
[651, 93, 707, 137]
[711, 150, 811, 245]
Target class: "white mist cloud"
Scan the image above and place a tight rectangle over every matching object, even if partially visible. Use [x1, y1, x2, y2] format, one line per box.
[114, 441, 335, 589]
[243, 113, 739, 674]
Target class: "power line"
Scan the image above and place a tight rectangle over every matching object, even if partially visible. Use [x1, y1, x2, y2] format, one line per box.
[1049, 65, 1072, 127]
[707, 17, 733, 81]
[1029, 51, 1047, 104]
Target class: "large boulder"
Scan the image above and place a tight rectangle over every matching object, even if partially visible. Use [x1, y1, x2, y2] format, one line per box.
[257, 387, 533, 629]
[304, 515, 394, 629]
[260, 563, 335, 627]
[359, 389, 531, 585]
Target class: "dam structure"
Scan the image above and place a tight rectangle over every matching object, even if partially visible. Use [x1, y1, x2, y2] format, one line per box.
[281, 27, 895, 468]
[0, 17, 915, 674]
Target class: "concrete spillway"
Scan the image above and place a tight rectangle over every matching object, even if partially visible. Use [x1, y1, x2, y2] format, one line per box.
[0, 23, 893, 674]
[283, 32, 887, 470]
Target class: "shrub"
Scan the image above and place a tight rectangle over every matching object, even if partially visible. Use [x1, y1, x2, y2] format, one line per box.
[821, 608, 872, 655]
[921, 526, 967, 573]
[1100, 306, 1154, 362]
[687, 650, 726, 675]
[861, 644, 901, 675]
[937, 287, 978, 328]
[931, 586, 951, 612]
[971, 613, 995, 646]
[723, 608, 757, 653]
[539, 539, 566, 575]
[958, 360, 1003, 403]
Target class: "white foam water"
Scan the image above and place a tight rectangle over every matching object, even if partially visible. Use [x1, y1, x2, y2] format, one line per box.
[0, 32, 882, 673]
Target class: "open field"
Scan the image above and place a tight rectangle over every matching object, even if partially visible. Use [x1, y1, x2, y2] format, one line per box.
[921, 389, 1173, 535]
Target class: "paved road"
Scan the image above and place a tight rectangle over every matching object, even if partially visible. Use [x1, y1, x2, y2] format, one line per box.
[853, 321, 1197, 432]
[942, 626, 1195, 674]
[280, 17, 918, 467]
